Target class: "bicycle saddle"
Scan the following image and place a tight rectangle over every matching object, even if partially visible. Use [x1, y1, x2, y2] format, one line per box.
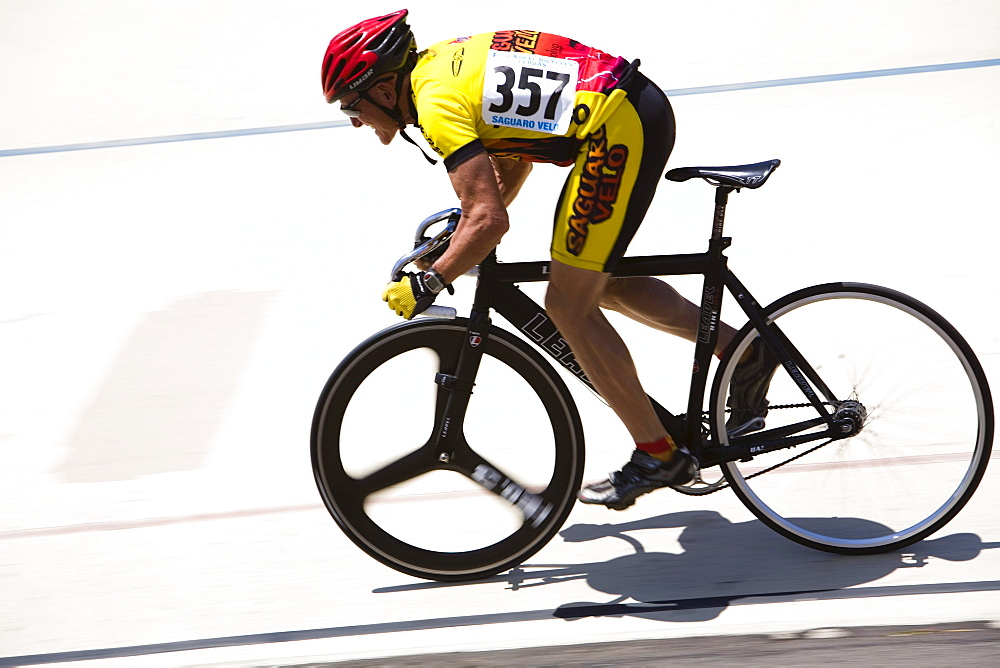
[665, 159, 781, 189]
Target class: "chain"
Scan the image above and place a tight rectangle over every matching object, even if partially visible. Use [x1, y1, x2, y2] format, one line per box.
[738, 438, 835, 481]
[765, 401, 834, 411]
[689, 402, 838, 495]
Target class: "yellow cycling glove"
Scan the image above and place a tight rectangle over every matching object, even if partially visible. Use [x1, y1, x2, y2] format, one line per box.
[382, 270, 446, 319]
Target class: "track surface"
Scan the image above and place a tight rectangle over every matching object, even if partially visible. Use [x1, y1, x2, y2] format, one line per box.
[2, 1, 999, 665]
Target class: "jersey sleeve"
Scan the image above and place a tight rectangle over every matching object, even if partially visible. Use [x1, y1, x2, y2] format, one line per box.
[412, 77, 485, 171]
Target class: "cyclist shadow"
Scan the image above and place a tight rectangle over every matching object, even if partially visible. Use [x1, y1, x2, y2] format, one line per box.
[511, 510, 996, 623]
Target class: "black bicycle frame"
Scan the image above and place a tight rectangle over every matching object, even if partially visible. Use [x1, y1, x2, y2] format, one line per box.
[433, 186, 845, 469]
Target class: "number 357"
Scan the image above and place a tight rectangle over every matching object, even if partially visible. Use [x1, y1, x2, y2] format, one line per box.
[488, 66, 571, 120]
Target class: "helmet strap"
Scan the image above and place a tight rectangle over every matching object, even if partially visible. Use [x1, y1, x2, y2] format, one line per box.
[362, 74, 438, 166]
[393, 72, 437, 166]
[399, 128, 438, 166]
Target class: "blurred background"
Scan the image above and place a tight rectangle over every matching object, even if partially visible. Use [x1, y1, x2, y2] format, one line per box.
[2, 0, 999, 664]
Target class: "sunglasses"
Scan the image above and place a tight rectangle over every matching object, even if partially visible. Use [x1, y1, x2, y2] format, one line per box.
[340, 93, 367, 118]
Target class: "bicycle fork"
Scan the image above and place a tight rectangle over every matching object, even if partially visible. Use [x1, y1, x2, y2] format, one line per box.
[430, 308, 555, 528]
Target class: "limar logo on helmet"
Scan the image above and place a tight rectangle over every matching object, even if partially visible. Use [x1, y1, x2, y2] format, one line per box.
[452, 47, 464, 77]
[348, 68, 376, 90]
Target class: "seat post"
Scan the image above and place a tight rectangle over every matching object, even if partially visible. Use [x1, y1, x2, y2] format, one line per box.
[712, 185, 734, 241]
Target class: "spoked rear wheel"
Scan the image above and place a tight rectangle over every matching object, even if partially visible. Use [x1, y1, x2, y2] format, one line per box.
[312, 319, 584, 581]
[712, 283, 993, 554]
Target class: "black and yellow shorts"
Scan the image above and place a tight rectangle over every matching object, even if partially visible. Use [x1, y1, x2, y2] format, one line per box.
[551, 73, 676, 272]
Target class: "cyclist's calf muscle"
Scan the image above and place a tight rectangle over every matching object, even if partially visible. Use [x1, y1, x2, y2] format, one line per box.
[601, 276, 737, 357]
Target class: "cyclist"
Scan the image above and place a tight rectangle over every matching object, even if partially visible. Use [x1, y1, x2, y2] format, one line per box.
[321, 10, 776, 510]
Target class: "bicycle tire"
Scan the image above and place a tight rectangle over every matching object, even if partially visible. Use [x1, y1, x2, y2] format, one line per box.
[312, 318, 585, 581]
[710, 283, 993, 555]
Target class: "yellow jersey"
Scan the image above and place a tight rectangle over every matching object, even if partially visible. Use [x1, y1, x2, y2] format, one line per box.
[411, 31, 633, 170]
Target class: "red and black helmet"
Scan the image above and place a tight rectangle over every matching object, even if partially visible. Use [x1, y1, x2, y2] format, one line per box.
[321, 9, 416, 104]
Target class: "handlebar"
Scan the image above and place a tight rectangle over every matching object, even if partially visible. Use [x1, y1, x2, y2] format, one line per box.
[388, 208, 462, 320]
[390, 208, 461, 281]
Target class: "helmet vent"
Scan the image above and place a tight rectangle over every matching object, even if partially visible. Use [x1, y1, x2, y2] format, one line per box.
[325, 56, 345, 85]
[348, 61, 369, 79]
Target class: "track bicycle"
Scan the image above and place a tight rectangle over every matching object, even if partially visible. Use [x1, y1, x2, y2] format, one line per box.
[312, 159, 994, 582]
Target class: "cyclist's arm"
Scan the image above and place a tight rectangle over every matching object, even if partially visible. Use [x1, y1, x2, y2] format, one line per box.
[431, 152, 511, 283]
[490, 155, 532, 206]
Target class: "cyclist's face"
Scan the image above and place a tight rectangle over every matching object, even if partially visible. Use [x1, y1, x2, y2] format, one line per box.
[341, 82, 399, 145]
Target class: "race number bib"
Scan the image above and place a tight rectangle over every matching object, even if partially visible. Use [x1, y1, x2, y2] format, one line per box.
[481, 50, 579, 135]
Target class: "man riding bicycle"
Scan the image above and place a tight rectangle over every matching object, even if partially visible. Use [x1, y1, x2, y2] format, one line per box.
[321, 9, 776, 511]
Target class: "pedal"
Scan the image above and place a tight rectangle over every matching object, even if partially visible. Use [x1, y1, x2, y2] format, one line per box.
[727, 416, 765, 438]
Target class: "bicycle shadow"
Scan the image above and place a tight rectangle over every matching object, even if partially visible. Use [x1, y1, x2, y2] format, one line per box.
[505, 510, 998, 623]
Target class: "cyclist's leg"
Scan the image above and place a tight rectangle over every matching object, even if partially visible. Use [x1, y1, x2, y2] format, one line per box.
[547, 262, 695, 509]
[601, 276, 737, 358]
[549, 71, 670, 445]
[545, 261, 663, 444]
[584, 80, 736, 357]
[548, 73, 694, 509]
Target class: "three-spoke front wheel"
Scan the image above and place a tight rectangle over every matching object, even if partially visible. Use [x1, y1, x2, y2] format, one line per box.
[712, 283, 993, 554]
[312, 319, 585, 581]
